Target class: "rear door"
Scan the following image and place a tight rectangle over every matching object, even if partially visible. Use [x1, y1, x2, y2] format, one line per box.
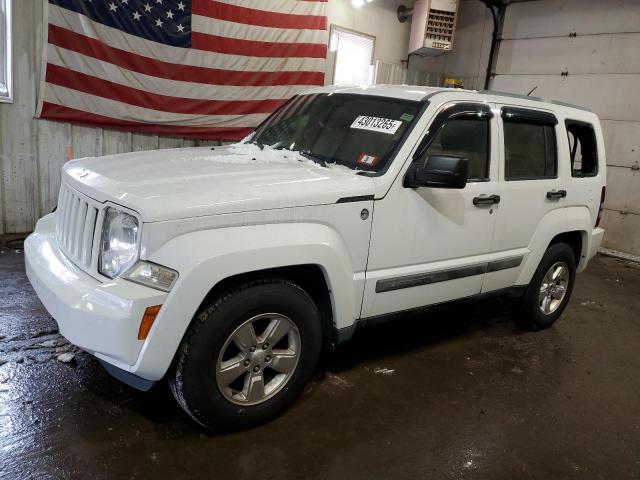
[483, 105, 564, 293]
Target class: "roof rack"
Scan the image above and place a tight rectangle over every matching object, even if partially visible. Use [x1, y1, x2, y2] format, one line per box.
[478, 90, 591, 112]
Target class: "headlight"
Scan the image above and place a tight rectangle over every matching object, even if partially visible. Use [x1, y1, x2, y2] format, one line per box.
[99, 207, 139, 278]
[125, 261, 178, 292]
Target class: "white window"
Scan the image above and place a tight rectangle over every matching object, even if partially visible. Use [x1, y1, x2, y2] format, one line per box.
[0, 0, 12, 103]
[329, 27, 375, 87]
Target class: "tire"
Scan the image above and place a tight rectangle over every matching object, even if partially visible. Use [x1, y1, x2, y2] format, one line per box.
[169, 278, 322, 431]
[511, 242, 577, 331]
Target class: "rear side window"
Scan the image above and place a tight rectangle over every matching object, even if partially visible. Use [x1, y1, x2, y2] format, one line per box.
[503, 116, 557, 180]
[566, 120, 598, 177]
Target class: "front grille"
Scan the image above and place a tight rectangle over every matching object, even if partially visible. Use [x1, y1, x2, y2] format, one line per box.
[56, 183, 102, 271]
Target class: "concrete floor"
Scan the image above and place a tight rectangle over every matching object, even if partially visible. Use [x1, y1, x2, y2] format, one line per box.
[1, 235, 639, 480]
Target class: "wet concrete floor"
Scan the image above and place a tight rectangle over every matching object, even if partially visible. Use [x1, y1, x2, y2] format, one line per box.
[1, 235, 639, 479]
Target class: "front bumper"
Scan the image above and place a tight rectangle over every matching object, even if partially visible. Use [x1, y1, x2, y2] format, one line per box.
[25, 214, 167, 384]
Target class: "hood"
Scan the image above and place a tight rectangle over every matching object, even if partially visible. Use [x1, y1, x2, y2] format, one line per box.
[62, 144, 375, 222]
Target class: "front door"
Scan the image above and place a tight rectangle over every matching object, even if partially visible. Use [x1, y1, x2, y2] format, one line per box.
[361, 102, 501, 318]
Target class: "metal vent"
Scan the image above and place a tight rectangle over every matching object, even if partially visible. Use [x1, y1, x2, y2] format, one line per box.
[56, 183, 102, 271]
[425, 8, 456, 43]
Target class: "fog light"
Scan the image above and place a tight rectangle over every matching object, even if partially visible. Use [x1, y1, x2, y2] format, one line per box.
[125, 261, 178, 292]
[138, 305, 162, 340]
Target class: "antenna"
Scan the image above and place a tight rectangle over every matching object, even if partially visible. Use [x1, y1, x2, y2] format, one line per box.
[527, 86, 538, 96]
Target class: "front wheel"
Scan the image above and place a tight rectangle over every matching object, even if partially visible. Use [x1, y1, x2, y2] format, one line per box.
[169, 279, 322, 431]
[511, 242, 576, 330]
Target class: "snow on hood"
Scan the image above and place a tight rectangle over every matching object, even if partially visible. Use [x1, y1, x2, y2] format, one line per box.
[62, 143, 374, 222]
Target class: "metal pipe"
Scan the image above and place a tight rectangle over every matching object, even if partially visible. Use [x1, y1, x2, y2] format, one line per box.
[483, 2, 498, 90]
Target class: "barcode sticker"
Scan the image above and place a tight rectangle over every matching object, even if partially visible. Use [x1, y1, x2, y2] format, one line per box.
[350, 116, 402, 135]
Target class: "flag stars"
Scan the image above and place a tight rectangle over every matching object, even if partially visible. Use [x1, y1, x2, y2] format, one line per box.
[108, 2, 117, 12]
[132, 11, 141, 20]
[177, 2, 185, 11]
[177, 24, 185, 32]
[155, 0, 163, 4]
[166, 10, 174, 19]
[143, 3, 152, 12]
[155, 18, 164, 27]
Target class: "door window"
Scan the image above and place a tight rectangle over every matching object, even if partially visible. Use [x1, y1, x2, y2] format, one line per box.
[565, 120, 598, 177]
[503, 119, 557, 180]
[416, 104, 492, 181]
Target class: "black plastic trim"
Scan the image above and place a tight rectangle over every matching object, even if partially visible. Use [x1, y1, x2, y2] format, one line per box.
[336, 195, 375, 204]
[501, 106, 558, 125]
[98, 359, 156, 392]
[375, 255, 524, 293]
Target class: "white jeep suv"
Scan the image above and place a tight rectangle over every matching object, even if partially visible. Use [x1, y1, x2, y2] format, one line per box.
[25, 86, 606, 430]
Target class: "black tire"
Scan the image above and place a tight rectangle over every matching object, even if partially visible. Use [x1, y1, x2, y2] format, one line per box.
[169, 278, 322, 431]
[511, 242, 577, 331]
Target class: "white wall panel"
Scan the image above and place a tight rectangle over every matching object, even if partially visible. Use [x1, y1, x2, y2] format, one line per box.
[605, 166, 640, 216]
[497, 34, 640, 75]
[491, 74, 640, 122]
[501, 0, 640, 39]
[600, 120, 640, 169]
[600, 209, 640, 255]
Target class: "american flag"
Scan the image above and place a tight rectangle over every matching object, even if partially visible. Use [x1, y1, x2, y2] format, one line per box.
[36, 0, 328, 140]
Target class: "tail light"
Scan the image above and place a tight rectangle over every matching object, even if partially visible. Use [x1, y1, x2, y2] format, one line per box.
[595, 186, 606, 227]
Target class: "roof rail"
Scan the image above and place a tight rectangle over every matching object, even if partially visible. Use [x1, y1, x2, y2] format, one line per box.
[478, 90, 591, 112]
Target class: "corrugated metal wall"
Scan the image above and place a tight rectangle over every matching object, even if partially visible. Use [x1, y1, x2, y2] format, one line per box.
[0, 0, 222, 235]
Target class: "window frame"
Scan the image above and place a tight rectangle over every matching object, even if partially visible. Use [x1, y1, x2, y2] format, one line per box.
[501, 107, 559, 182]
[0, 0, 12, 104]
[565, 119, 599, 178]
[413, 102, 494, 182]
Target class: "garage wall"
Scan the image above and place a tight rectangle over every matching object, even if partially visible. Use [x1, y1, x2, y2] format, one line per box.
[326, 0, 413, 84]
[416, 0, 640, 256]
[0, 0, 203, 235]
[491, 0, 640, 256]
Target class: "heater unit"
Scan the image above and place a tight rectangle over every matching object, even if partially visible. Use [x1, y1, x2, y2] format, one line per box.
[408, 0, 459, 56]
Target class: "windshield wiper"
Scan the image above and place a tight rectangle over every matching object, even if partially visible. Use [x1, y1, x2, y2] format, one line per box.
[298, 150, 327, 167]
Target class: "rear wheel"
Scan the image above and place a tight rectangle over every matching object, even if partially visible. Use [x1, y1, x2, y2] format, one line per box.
[169, 279, 322, 431]
[511, 242, 576, 330]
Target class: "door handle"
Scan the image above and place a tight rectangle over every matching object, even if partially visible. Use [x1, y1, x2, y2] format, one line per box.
[546, 190, 567, 200]
[473, 194, 501, 206]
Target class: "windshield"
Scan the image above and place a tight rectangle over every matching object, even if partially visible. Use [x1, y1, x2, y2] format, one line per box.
[251, 93, 422, 172]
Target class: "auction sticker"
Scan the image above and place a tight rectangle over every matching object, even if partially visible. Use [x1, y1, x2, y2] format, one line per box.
[350, 116, 402, 135]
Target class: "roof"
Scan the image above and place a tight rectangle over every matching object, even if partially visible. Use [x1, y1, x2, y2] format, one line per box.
[302, 84, 591, 112]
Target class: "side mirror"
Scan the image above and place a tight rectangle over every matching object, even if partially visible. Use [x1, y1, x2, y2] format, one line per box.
[404, 155, 469, 189]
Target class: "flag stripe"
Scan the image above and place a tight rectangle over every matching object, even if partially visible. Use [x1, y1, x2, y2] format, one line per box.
[43, 83, 269, 126]
[192, 0, 327, 30]
[41, 102, 254, 139]
[49, 5, 326, 73]
[48, 25, 325, 86]
[48, 44, 318, 101]
[46, 64, 288, 115]
[216, 0, 326, 16]
[191, 15, 327, 44]
[191, 31, 327, 58]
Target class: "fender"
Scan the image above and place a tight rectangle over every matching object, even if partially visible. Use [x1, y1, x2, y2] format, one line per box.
[517, 206, 593, 285]
[131, 222, 357, 380]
